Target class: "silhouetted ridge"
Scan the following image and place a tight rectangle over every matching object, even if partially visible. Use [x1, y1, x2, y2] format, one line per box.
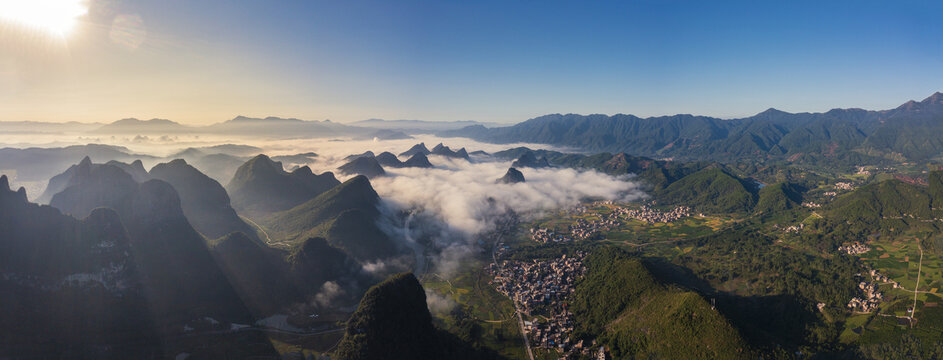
[227, 154, 340, 217]
[338, 156, 386, 179]
[45, 159, 260, 338]
[399, 142, 431, 157]
[335, 273, 504, 360]
[263, 175, 400, 262]
[0, 173, 162, 357]
[511, 151, 550, 168]
[374, 151, 404, 168]
[429, 143, 470, 159]
[403, 152, 434, 168]
[345, 151, 375, 161]
[496, 168, 525, 184]
[334, 273, 438, 360]
[149, 158, 259, 241]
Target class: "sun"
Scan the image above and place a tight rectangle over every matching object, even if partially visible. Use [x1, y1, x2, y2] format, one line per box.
[0, 0, 89, 37]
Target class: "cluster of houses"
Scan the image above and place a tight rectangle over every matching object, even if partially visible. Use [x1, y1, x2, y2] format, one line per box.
[569, 219, 603, 240]
[530, 227, 573, 243]
[490, 253, 587, 355]
[802, 201, 822, 208]
[783, 223, 805, 233]
[525, 316, 608, 359]
[846, 269, 897, 313]
[835, 182, 855, 191]
[838, 242, 871, 255]
[869, 269, 899, 288]
[534, 203, 693, 244]
[613, 205, 692, 224]
[847, 281, 884, 313]
[528, 217, 607, 243]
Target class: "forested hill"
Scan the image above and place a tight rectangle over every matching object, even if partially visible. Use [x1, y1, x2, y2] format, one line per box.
[443, 92, 943, 163]
[571, 248, 754, 359]
[334, 273, 505, 360]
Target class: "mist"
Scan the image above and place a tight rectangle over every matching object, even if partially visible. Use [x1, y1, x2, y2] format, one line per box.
[0, 131, 646, 278]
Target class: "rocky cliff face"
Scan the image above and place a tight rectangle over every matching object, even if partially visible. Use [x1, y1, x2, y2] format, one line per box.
[149, 159, 259, 241]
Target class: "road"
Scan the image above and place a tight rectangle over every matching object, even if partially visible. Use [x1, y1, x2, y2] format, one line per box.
[623, 239, 681, 247]
[241, 216, 273, 244]
[911, 243, 924, 327]
[490, 232, 535, 360]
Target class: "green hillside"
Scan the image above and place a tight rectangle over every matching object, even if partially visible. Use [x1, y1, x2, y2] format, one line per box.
[570, 248, 753, 359]
[825, 179, 941, 237]
[658, 167, 757, 213]
[754, 182, 802, 215]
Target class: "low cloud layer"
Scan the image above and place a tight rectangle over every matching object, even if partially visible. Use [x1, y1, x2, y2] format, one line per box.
[0, 131, 644, 279]
[373, 156, 643, 236]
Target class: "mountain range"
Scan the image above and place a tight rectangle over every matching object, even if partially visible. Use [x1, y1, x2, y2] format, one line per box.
[261, 175, 403, 262]
[227, 154, 340, 218]
[350, 119, 503, 132]
[2, 166, 279, 358]
[92, 116, 411, 140]
[444, 92, 943, 164]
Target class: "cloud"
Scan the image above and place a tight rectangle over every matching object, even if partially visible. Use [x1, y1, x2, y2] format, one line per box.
[361, 257, 411, 277]
[372, 156, 644, 235]
[313, 281, 345, 307]
[1, 131, 644, 279]
[365, 149, 646, 277]
[425, 289, 457, 315]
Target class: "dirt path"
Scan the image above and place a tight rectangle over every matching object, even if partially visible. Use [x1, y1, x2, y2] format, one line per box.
[911, 243, 924, 327]
[623, 239, 680, 247]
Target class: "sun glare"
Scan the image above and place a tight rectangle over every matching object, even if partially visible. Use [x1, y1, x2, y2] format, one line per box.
[0, 0, 88, 37]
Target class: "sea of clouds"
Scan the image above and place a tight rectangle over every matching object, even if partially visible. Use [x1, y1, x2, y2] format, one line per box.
[0, 131, 647, 278]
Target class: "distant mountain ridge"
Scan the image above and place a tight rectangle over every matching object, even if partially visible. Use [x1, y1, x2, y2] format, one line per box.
[95, 118, 192, 134]
[443, 92, 943, 163]
[350, 118, 503, 132]
[92, 115, 409, 140]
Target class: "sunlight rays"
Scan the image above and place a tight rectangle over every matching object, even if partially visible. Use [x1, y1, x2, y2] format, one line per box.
[0, 0, 88, 38]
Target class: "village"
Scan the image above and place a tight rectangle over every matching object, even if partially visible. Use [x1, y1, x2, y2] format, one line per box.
[846, 269, 898, 313]
[530, 203, 693, 244]
[612, 204, 692, 224]
[839, 242, 871, 256]
[489, 252, 594, 357]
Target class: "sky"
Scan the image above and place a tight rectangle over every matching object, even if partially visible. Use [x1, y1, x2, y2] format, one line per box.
[0, 0, 941, 125]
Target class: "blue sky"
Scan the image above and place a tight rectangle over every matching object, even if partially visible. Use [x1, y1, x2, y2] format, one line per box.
[1, 0, 941, 124]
